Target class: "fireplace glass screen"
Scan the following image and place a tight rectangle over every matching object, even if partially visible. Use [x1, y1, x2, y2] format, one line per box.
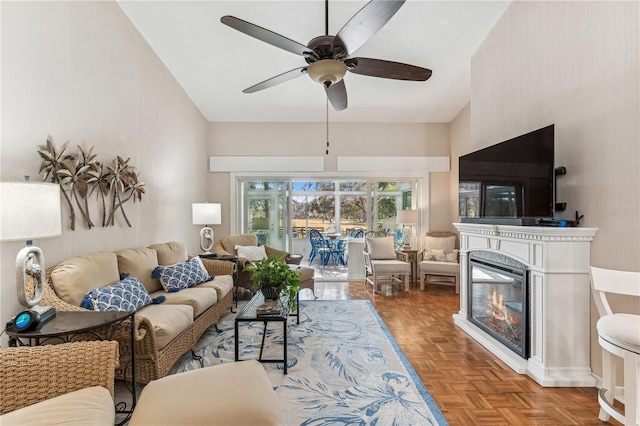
[468, 251, 530, 359]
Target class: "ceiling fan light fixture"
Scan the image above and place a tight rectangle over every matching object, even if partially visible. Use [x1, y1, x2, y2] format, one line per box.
[307, 59, 347, 87]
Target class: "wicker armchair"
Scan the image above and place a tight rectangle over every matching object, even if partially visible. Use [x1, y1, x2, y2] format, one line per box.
[0, 341, 119, 417]
[212, 234, 314, 291]
[32, 257, 233, 384]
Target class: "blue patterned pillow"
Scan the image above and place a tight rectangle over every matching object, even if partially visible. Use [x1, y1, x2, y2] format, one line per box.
[152, 257, 213, 292]
[79, 275, 161, 312]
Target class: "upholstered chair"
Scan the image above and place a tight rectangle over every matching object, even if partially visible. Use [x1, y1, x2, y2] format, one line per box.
[364, 236, 410, 293]
[418, 232, 460, 293]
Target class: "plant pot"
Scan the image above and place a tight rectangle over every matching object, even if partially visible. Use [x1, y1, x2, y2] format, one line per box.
[260, 283, 282, 300]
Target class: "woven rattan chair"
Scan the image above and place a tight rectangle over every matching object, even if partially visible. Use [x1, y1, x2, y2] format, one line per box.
[0, 341, 119, 421]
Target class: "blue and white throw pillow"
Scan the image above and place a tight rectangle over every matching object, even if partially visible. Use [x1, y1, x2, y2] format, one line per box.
[152, 257, 213, 292]
[80, 275, 164, 312]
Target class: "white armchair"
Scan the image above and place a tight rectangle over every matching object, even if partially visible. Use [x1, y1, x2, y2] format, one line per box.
[364, 236, 410, 293]
[419, 232, 460, 293]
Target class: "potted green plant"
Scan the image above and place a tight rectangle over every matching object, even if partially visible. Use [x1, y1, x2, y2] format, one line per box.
[244, 253, 302, 312]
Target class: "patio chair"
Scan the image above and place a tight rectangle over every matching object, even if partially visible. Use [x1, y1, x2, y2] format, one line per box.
[348, 228, 365, 238]
[308, 229, 333, 266]
[590, 266, 640, 426]
[332, 238, 348, 266]
[364, 236, 410, 293]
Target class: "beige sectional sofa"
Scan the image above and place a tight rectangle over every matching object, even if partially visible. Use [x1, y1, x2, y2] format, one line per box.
[38, 241, 235, 384]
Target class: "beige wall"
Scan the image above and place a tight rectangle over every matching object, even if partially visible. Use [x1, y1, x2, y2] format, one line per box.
[208, 121, 453, 236]
[448, 103, 471, 234]
[466, 1, 639, 376]
[0, 1, 209, 328]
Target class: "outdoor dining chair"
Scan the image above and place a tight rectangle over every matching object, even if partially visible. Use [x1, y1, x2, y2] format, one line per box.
[308, 229, 333, 267]
[332, 238, 347, 266]
[348, 228, 365, 238]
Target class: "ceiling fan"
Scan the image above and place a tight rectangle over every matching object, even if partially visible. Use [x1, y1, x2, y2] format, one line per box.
[221, 0, 432, 111]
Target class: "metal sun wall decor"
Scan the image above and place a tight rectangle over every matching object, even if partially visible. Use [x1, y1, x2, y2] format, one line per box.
[37, 135, 145, 230]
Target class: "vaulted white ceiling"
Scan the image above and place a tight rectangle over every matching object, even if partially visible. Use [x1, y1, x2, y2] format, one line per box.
[117, 1, 511, 123]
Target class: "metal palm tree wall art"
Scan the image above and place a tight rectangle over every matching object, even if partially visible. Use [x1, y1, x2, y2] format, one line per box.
[37, 135, 145, 230]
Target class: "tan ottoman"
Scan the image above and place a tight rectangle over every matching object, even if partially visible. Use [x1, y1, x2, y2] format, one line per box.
[129, 360, 285, 426]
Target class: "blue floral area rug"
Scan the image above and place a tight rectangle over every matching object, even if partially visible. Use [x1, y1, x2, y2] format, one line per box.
[169, 300, 449, 426]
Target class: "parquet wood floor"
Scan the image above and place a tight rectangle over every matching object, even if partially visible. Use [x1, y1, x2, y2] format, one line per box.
[298, 281, 621, 426]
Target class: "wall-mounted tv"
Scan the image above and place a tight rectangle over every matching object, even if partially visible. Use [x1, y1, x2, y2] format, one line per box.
[459, 124, 554, 220]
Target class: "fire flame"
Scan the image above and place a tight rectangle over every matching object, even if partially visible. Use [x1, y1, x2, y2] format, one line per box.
[483, 287, 522, 345]
[487, 287, 511, 322]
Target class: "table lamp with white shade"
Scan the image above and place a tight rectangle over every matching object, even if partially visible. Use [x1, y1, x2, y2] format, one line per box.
[1, 181, 62, 330]
[192, 202, 221, 254]
[396, 209, 418, 248]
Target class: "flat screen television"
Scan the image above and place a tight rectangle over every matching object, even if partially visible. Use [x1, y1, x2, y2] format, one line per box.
[459, 124, 554, 221]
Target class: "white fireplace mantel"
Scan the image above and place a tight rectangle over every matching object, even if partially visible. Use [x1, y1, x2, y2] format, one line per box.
[453, 223, 598, 387]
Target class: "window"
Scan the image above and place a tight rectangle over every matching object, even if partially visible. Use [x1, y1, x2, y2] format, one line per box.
[238, 178, 420, 251]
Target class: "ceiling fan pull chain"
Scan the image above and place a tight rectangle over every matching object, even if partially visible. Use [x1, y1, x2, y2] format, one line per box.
[326, 98, 330, 155]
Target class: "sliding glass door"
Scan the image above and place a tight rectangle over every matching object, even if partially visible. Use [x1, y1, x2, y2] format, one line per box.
[242, 181, 287, 250]
[237, 178, 420, 251]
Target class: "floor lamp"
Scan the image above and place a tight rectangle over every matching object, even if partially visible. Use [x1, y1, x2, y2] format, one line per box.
[192, 203, 221, 254]
[1, 181, 62, 330]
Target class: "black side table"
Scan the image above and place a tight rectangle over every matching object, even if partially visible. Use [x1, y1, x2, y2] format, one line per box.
[6, 310, 137, 425]
[200, 253, 239, 311]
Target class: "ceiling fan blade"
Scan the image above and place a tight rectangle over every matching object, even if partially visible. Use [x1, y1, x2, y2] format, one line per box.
[325, 80, 348, 111]
[243, 67, 308, 94]
[348, 57, 432, 81]
[221, 16, 309, 56]
[332, 0, 405, 56]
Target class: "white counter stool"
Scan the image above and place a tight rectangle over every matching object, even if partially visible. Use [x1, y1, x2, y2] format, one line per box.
[590, 266, 640, 426]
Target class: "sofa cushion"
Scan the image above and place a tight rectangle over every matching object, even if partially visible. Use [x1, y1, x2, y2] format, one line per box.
[128, 360, 286, 426]
[370, 259, 410, 274]
[149, 287, 217, 318]
[116, 247, 161, 293]
[136, 304, 193, 350]
[425, 235, 456, 250]
[0, 386, 115, 426]
[220, 234, 257, 254]
[50, 251, 120, 306]
[196, 275, 234, 300]
[419, 260, 460, 275]
[422, 248, 459, 263]
[149, 241, 188, 265]
[79, 275, 162, 312]
[235, 244, 267, 261]
[152, 257, 213, 292]
[366, 236, 397, 260]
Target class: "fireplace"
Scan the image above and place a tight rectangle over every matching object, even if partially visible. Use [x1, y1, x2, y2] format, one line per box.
[452, 223, 598, 387]
[468, 251, 529, 359]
